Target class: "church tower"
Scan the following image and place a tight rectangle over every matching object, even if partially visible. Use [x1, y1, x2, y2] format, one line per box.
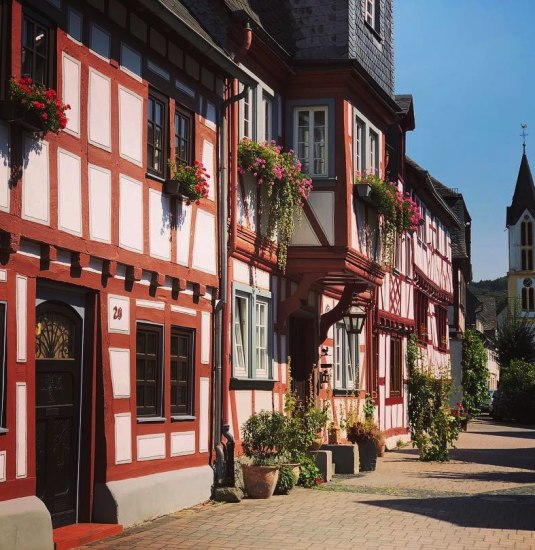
[506, 139, 535, 318]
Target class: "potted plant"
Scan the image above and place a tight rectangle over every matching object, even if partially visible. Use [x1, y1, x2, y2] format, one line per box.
[328, 422, 341, 445]
[240, 410, 286, 498]
[2, 77, 70, 135]
[347, 419, 380, 471]
[166, 160, 210, 205]
[274, 464, 296, 495]
[238, 138, 313, 272]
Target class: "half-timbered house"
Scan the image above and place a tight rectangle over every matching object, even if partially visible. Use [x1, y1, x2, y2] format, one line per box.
[0, 0, 254, 546]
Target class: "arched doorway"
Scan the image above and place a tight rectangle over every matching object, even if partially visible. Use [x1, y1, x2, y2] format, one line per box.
[35, 300, 83, 528]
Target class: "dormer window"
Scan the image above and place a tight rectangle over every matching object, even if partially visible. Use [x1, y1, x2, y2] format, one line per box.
[364, 0, 380, 35]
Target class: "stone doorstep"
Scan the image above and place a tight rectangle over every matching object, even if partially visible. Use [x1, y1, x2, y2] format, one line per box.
[53, 523, 123, 550]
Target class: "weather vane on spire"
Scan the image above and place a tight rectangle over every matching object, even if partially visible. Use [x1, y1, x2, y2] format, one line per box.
[521, 123, 528, 154]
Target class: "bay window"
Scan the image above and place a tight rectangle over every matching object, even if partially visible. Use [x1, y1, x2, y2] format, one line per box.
[233, 284, 272, 380]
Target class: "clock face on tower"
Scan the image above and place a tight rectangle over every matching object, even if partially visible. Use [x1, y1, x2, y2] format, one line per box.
[523, 278, 533, 288]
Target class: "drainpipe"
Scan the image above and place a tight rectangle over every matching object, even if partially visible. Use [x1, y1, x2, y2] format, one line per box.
[214, 23, 254, 487]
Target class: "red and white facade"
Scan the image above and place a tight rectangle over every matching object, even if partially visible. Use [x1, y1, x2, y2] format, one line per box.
[0, 0, 254, 545]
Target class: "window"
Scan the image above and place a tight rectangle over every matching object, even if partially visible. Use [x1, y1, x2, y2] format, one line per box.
[239, 85, 256, 140]
[22, 13, 52, 86]
[354, 117, 364, 176]
[417, 201, 427, 243]
[136, 324, 163, 418]
[334, 324, 357, 391]
[147, 90, 167, 177]
[369, 129, 379, 176]
[233, 285, 272, 380]
[0, 303, 5, 430]
[174, 107, 192, 166]
[521, 220, 533, 271]
[364, 0, 380, 35]
[67, 8, 83, 43]
[262, 94, 273, 143]
[436, 306, 448, 349]
[295, 107, 328, 177]
[415, 290, 428, 342]
[90, 23, 110, 59]
[170, 328, 194, 417]
[522, 278, 534, 311]
[390, 338, 402, 396]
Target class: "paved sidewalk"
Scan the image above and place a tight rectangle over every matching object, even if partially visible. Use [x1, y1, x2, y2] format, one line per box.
[82, 418, 535, 549]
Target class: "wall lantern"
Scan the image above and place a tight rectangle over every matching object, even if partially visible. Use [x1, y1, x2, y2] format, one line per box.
[320, 363, 332, 385]
[342, 305, 367, 335]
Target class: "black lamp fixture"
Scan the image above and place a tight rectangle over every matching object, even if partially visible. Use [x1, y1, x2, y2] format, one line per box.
[342, 304, 367, 335]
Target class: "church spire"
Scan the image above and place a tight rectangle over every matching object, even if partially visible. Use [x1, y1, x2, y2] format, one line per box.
[506, 128, 535, 227]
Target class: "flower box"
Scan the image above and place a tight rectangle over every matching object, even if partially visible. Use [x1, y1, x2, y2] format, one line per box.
[0, 99, 43, 132]
[354, 182, 373, 204]
[166, 161, 209, 205]
[163, 178, 182, 197]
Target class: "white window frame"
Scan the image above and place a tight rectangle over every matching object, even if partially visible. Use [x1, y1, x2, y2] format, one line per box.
[365, 0, 375, 27]
[239, 85, 256, 140]
[333, 323, 358, 391]
[232, 283, 273, 380]
[294, 106, 328, 178]
[354, 117, 365, 176]
[369, 129, 379, 176]
[262, 93, 273, 143]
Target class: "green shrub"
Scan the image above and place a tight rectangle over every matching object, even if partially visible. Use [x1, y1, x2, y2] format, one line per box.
[461, 328, 489, 416]
[498, 359, 535, 423]
[297, 455, 322, 488]
[241, 411, 287, 465]
[274, 465, 296, 495]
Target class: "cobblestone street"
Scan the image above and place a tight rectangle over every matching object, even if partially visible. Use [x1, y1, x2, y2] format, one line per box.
[82, 418, 535, 549]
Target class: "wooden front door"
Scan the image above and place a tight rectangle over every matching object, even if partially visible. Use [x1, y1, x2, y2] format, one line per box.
[35, 301, 82, 528]
[289, 316, 315, 403]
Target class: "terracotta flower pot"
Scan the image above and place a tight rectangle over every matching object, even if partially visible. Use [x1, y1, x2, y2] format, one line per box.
[242, 464, 279, 499]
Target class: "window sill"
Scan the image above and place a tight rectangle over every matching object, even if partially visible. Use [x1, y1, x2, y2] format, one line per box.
[311, 176, 337, 187]
[333, 388, 361, 397]
[0, 427, 8, 435]
[137, 416, 166, 424]
[171, 415, 196, 422]
[230, 378, 275, 391]
[146, 172, 167, 184]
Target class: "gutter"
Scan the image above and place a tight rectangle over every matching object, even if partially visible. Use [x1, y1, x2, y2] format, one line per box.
[138, 0, 257, 88]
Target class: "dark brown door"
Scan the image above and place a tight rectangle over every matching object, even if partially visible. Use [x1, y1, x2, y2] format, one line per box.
[35, 301, 82, 528]
[289, 316, 315, 403]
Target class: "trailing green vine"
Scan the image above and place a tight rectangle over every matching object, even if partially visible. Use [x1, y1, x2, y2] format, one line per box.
[461, 328, 489, 416]
[238, 139, 313, 271]
[407, 334, 460, 461]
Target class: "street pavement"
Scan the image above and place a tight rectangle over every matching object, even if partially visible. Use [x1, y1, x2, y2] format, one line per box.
[82, 418, 535, 549]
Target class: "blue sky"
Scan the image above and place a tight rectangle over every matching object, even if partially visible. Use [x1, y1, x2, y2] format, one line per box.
[395, 0, 535, 281]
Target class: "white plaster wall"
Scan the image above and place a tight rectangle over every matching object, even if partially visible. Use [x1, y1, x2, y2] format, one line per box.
[88, 69, 111, 150]
[16, 383, 27, 478]
[0, 451, 5, 482]
[62, 53, 80, 136]
[88, 164, 111, 243]
[201, 312, 210, 364]
[22, 138, 49, 225]
[237, 174, 257, 231]
[309, 191, 334, 245]
[137, 434, 166, 461]
[199, 378, 209, 453]
[192, 210, 216, 274]
[57, 149, 82, 235]
[254, 391, 273, 413]
[115, 413, 132, 464]
[170, 432, 195, 456]
[149, 189, 171, 260]
[176, 202, 192, 266]
[201, 139, 215, 201]
[0, 123, 10, 212]
[235, 390, 252, 437]
[109, 348, 130, 398]
[119, 175, 143, 253]
[118, 86, 142, 165]
[16, 276, 27, 363]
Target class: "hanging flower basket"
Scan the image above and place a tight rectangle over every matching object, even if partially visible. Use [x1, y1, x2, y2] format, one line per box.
[167, 160, 210, 205]
[6, 77, 70, 136]
[354, 172, 422, 265]
[237, 138, 313, 272]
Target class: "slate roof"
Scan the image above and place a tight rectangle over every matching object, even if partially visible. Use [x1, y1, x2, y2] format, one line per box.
[395, 94, 415, 131]
[405, 157, 462, 231]
[506, 152, 535, 227]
